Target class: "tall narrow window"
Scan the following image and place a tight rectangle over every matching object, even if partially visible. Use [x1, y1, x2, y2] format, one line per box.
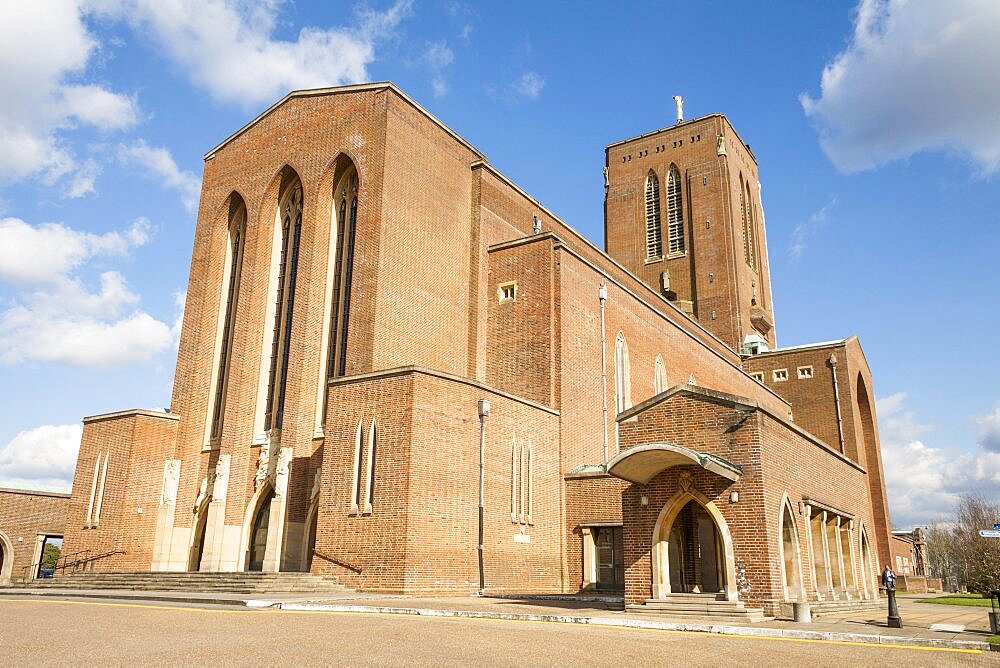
[654, 355, 667, 394]
[644, 171, 662, 258]
[510, 436, 533, 526]
[350, 421, 363, 514]
[741, 179, 757, 270]
[665, 165, 685, 254]
[510, 435, 518, 523]
[210, 204, 246, 441]
[364, 420, 376, 515]
[614, 333, 632, 414]
[327, 169, 359, 378]
[264, 183, 303, 432]
[746, 181, 758, 271]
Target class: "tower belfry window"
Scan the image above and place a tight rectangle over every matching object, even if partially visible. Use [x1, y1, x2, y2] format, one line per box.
[264, 182, 303, 432]
[644, 171, 662, 259]
[666, 165, 685, 254]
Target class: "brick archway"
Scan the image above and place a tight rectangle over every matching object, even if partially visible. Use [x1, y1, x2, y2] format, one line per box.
[0, 528, 12, 584]
[650, 489, 737, 601]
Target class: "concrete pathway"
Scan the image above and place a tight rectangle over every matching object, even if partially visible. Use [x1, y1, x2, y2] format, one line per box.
[1, 587, 995, 653]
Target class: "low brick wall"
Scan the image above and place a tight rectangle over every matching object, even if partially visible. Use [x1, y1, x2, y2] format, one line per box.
[0, 487, 69, 583]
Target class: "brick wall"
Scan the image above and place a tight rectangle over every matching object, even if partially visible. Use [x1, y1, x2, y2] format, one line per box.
[61, 411, 178, 572]
[605, 114, 776, 352]
[614, 388, 882, 613]
[0, 488, 68, 583]
[315, 367, 561, 594]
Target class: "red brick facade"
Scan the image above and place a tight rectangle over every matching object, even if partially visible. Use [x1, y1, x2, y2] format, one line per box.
[57, 83, 893, 612]
[0, 488, 69, 583]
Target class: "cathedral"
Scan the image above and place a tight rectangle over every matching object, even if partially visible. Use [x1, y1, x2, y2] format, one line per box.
[60, 82, 892, 616]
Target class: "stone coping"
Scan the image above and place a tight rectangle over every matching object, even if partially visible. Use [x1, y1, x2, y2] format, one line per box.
[0, 487, 70, 499]
[82, 408, 178, 424]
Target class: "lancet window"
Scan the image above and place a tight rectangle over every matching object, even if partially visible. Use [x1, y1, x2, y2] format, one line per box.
[264, 183, 303, 432]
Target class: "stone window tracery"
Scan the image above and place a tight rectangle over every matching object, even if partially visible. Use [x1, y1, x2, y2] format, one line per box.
[264, 182, 303, 432]
[666, 165, 685, 255]
[209, 203, 246, 443]
[644, 170, 662, 259]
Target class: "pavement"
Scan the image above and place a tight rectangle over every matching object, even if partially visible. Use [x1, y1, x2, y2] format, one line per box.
[1, 596, 995, 666]
[1, 587, 996, 653]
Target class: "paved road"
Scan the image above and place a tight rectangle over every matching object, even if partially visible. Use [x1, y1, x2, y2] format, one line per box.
[0, 598, 992, 666]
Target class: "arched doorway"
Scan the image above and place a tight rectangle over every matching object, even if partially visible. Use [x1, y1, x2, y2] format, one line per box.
[247, 489, 275, 572]
[189, 503, 209, 572]
[0, 529, 13, 585]
[657, 498, 726, 595]
[779, 499, 804, 600]
[303, 505, 318, 572]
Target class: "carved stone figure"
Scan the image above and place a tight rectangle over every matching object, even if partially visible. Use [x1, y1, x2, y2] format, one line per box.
[193, 477, 208, 512]
[254, 447, 269, 491]
[212, 454, 231, 502]
[160, 460, 180, 506]
[274, 447, 292, 497]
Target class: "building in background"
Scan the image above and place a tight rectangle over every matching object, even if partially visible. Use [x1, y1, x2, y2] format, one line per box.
[53, 83, 894, 616]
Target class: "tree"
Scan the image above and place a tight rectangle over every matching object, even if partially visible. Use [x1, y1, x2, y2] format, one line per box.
[926, 496, 1000, 595]
[40, 543, 61, 570]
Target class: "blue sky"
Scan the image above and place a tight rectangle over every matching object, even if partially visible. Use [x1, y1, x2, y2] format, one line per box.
[1, 0, 998, 528]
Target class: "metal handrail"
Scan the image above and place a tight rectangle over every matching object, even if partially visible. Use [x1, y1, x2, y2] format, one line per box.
[312, 549, 362, 574]
[55, 549, 126, 575]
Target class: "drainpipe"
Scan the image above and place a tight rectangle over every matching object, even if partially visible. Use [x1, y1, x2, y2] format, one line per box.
[828, 354, 846, 454]
[599, 283, 610, 464]
[477, 398, 491, 593]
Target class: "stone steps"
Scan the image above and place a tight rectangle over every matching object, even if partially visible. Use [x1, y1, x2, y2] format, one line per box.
[19, 572, 349, 594]
[627, 594, 769, 623]
[809, 597, 883, 617]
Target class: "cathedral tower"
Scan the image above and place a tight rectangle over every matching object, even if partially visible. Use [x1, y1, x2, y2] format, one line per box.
[604, 103, 776, 353]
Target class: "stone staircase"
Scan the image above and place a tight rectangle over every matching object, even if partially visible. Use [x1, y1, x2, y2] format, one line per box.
[16, 571, 350, 594]
[808, 596, 883, 617]
[626, 593, 769, 623]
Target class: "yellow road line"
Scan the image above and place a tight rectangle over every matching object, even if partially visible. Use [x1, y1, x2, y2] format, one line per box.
[0, 598, 982, 655]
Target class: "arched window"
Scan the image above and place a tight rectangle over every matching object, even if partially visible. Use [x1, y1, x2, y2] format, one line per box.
[209, 200, 246, 441]
[665, 165, 685, 254]
[264, 180, 303, 432]
[644, 170, 662, 258]
[327, 167, 359, 378]
[654, 355, 667, 395]
[742, 179, 757, 271]
[614, 333, 632, 414]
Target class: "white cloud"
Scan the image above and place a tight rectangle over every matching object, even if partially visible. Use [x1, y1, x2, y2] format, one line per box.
[119, 140, 201, 213]
[65, 158, 101, 199]
[976, 404, 1000, 453]
[877, 392, 1000, 528]
[0, 0, 139, 191]
[512, 71, 545, 99]
[0, 216, 151, 284]
[97, 0, 413, 108]
[0, 216, 174, 367]
[802, 0, 1000, 174]
[59, 84, 139, 130]
[0, 271, 174, 366]
[431, 77, 448, 98]
[0, 424, 81, 492]
[423, 40, 454, 97]
[789, 197, 836, 261]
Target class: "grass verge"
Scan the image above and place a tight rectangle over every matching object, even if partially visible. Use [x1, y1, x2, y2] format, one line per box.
[917, 594, 992, 607]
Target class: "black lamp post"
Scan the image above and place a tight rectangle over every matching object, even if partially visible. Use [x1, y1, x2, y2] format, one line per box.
[882, 565, 902, 628]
